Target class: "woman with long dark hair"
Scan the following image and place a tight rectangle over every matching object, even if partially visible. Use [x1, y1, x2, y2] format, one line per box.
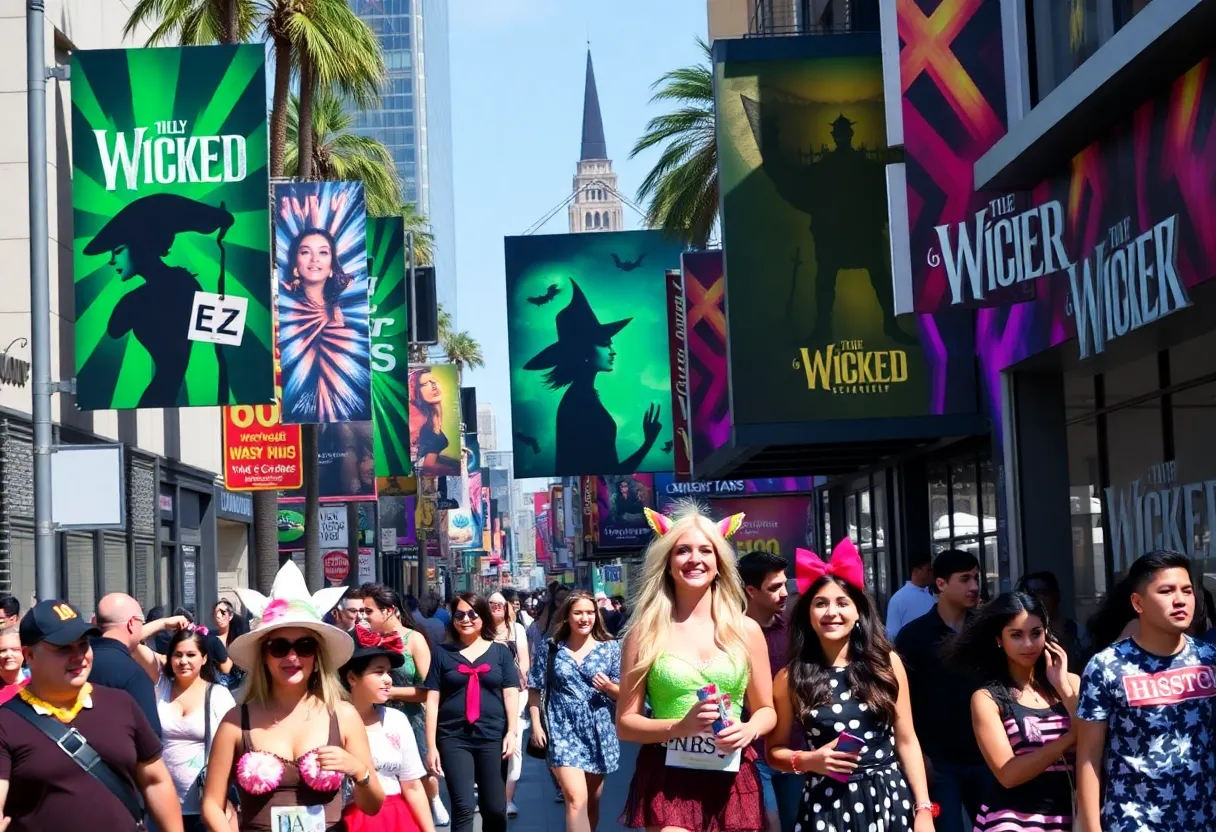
[278, 223, 372, 424]
[409, 368, 459, 476]
[766, 541, 932, 832]
[945, 592, 1078, 832]
[424, 592, 519, 832]
[214, 599, 250, 691]
[528, 591, 620, 831]
[157, 628, 238, 832]
[522, 280, 661, 475]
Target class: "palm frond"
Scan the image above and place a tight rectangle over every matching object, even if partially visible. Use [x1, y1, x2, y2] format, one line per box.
[629, 38, 718, 246]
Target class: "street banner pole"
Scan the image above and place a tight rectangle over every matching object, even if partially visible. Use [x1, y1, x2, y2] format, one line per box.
[27, 0, 57, 600]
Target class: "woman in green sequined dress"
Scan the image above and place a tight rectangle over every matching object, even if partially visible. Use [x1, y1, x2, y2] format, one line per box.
[617, 503, 776, 832]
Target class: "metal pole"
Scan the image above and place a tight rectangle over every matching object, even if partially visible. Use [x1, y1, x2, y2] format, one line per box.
[28, 0, 56, 601]
[407, 231, 426, 594]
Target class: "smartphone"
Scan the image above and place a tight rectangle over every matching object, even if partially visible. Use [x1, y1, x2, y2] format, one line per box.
[826, 730, 865, 782]
[697, 684, 732, 734]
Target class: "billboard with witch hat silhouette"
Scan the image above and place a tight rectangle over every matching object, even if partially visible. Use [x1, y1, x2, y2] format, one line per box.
[71, 45, 273, 410]
[503, 231, 684, 479]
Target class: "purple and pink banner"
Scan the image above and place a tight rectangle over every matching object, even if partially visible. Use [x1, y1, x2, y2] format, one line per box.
[655, 486, 814, 562]
[682, 251, 729, 474]
[533, 492, 551, 564]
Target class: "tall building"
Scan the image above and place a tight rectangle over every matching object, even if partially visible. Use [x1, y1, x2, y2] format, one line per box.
[477, 404, 498, 451]
[350, 0, 458, 313]
[568, 51, 624, 233]
[0, 1, 251, 620]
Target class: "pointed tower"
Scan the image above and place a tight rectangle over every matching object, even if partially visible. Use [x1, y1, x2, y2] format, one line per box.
[569, 50, 624, 233]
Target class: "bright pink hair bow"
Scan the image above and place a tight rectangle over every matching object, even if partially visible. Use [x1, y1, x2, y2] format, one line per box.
[795, 538, 865, 593]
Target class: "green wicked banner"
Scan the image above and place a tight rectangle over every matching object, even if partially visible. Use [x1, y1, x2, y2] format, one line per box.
[368, 216, 411, 477]
[504, 231, 683, 479]
[71, 44, 273, 410]
[716, 47, 931, 424]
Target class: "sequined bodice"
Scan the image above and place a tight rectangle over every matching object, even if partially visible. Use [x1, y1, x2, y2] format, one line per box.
[647, 652, 748, 721]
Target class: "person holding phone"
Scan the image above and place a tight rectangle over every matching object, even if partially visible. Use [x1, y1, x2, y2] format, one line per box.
[766, 540, 934, 832]
[945, 592, 1078, 832]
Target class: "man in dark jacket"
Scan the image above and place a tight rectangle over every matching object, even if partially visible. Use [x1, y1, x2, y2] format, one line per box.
[90, 594, 162, 737]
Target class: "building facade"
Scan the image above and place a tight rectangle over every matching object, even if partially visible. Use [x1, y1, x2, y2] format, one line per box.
[350, 0, 458, 314]
[705, 0, 1215, 632]
[0, 0, 245, 619]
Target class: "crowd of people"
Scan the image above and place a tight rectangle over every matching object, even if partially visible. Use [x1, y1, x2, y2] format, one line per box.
[0, 502, 1212, 832]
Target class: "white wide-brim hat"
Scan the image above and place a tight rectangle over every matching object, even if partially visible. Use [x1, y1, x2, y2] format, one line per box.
[228, 560, 353, 671]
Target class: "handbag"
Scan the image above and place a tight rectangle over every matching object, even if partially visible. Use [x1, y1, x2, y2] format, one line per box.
[526, 639, 558, 760]
[197, 684, 241, 808]
[5, 697, 145, 825]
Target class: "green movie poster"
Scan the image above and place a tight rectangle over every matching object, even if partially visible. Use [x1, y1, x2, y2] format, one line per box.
[504, 231, 683, 479]
[369, 216, 411, 477]
[71, 45, 273, 410]
[717, 48, 928, 424]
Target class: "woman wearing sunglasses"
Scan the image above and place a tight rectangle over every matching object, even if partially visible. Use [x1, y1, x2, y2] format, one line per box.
[424, 591, 520, 832]
[200, 562, 383, 831]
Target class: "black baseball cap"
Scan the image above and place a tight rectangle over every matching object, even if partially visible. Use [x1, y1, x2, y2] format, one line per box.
[19, 600, 100, 647]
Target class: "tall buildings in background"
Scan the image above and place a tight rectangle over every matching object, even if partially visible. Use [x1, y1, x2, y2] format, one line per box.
[350, 0, 457, 313]
[477, 404, 497, 451]
[568, 51, 624, 233]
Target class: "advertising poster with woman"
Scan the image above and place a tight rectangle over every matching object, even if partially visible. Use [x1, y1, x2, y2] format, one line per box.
[594, 474, 655, 550]
[504, 230, 685, 478]
[72, 44, 273, 410]
[408, 364, 462, 476]
[274, 181, 371, 424]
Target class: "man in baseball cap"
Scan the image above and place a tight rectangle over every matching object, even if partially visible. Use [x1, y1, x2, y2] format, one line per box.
[0, 600, 183, 832]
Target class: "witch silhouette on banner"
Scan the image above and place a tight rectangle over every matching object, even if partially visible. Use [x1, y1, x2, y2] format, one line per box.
[84, 193, 234, 407]
[524, 280, 661, 476]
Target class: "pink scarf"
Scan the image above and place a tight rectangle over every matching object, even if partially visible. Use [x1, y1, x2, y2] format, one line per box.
[458, 663, 492, 723]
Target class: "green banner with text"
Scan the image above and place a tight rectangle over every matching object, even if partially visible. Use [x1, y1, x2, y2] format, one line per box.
[369, 216, 411, 477]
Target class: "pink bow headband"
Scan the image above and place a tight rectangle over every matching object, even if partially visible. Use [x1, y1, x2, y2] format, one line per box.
[644, 507, 745, 539]
[795, 538, 865, 593]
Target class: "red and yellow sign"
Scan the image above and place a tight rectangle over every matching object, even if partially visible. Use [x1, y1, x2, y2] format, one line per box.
[222, 321, 302, 490]
[222, 403, 302, 490]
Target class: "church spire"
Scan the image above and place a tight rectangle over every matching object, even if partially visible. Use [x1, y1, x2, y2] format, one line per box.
[580, 49, 607, 161]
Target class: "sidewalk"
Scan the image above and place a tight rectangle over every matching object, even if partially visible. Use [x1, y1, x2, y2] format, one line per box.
[461, 742, 638, 832]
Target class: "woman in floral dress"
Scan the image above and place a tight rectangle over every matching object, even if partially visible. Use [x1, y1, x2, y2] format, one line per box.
[528, 591, 621, 832]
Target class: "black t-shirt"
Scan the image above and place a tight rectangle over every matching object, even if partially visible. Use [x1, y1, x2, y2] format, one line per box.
[424, 641, 519, 741]
[894, 605, 982, 765]
[0, 685, 162, 832]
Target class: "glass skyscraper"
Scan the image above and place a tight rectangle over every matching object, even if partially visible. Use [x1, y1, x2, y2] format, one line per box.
[349, 0, 457, 313]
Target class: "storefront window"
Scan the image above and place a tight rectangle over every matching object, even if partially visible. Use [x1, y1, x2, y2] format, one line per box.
[1105, 398, 1165, 572]
[928, 454, 999, 598]
[1068, 418, 1106, 627]
[1170, 382, 1216, 578]
[873, 479, 889, 599]
[103, 533, 128, 596]
[8, 530, 35, 610]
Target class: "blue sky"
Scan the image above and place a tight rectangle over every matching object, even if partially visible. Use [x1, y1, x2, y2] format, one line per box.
[446, 0, 708, 451]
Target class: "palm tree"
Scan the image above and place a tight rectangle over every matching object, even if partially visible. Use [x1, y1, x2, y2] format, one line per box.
[124, 0, 252, 45]
[286, 88, 402, 215]
[630, 37, 718, 247]
[401, 202, 435, 267]
[442, 331, 485, 372]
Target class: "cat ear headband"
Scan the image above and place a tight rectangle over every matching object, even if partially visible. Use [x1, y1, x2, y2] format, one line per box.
[795, 538, 864, 593]
[644, 506, 746, 539]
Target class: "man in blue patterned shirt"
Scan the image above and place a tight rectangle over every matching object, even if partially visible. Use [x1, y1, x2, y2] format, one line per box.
[1075, 550, 1216, 832]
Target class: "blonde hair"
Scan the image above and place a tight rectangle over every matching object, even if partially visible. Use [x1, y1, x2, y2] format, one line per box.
[623, 500, 750, 682]
[237, 631, 346, 712]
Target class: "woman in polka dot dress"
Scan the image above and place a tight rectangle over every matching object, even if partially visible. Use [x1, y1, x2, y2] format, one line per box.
[766, 540, 935, 832]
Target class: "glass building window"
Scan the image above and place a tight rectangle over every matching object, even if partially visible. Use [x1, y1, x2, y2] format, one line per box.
[1029, 0, 1160, 102]
[928, 453, 999, 598]
[8, 530, 35, 610]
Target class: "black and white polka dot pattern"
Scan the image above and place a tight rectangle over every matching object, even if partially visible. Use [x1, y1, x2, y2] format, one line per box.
[795, 668, 914, 832]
